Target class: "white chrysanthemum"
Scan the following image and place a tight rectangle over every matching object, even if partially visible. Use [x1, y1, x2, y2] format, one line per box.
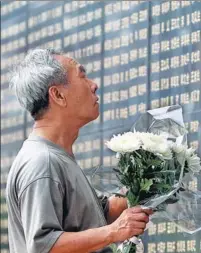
[187, 154, 201, 173]
[106, 131, 172, 159]
[138, 132, 172, 159]
[186, 147, 196, 158]
[105, 132, 141, 153]
[172, 143, 187, 154]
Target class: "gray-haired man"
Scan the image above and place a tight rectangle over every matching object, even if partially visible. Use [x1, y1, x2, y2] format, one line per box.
[6, 49, 152, 253]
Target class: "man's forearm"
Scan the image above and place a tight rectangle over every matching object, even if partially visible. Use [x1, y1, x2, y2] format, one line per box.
[107, 195, 127, 223]
[50, 225, 114, 253]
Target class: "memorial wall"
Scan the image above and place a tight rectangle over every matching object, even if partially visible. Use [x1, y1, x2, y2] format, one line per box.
[1, 1, 201, 252]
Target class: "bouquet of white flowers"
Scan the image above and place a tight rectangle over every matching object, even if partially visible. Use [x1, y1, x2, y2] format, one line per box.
[92, 105, 201, 253]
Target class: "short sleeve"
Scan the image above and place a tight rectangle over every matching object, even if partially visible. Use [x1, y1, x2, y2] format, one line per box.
[18, 177, 65, 253]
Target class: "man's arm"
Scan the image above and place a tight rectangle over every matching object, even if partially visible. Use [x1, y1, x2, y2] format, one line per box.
[107, 195, 128, 224]
[50, 207, 153, 253]
[107, 187, 128, 223]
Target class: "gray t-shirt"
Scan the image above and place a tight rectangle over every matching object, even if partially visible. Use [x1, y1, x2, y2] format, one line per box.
[6, 134, 112, 253]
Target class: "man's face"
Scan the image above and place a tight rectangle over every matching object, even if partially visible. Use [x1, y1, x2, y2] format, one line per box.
[55, 55, 99, 125]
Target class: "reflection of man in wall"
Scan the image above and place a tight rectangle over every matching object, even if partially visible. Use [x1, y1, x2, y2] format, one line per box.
[6, 49, 152, 253]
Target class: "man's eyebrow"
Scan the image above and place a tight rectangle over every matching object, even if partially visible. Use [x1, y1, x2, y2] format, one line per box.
[79, 65, 86, 73]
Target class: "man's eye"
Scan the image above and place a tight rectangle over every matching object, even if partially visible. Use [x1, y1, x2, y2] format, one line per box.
[79, 65, 86, 73]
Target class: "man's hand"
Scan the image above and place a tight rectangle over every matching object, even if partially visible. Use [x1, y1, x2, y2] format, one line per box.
[108, 206, 153, 243]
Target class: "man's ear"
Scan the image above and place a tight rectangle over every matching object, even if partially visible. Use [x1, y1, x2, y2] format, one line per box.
[49, 86, 67, 107]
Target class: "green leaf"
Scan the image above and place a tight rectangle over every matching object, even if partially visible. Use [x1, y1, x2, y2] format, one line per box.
[109, 243, 118, 253]
[140, 179, 153, 192]
[127, 190, 139, 206]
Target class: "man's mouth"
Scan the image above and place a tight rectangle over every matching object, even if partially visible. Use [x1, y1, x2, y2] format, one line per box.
[95, 97, 99, 103]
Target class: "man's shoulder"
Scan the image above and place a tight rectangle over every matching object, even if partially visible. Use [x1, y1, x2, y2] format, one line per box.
[7, 139, 64, 199]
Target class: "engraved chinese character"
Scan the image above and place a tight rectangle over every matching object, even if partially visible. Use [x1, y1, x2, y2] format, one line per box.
[160, 97, 169, 107]
[94, 43, 101, 54]
[152, 42, 160, 54]
[129, 86, 137, 97]
[180, 53, 190, 67]
[189, 179, 198, 191]
[152, 23, 160, 35]
[139, 28, 147, 40]
[151, 61, 160, 73]
[171, 17, 180, 30]
[148, 243, 156, 253]
[120, 107, 128, 119]
[139, 9, 148, 21]
[122, 1, 130, 11]
[138, 103, 146, 113]
[161, 78, 169, 90]
[121, 35, 129, 47]
[191, 90, 200, 102]
[192, 11, 201, 24]
[113, 19, 120, 31]
[181, 33, 190, 46]
[177, 241, 186, 252]
[151, 99, 160, 109]
[130, 12, 138, 24]
[191, 51, 200, 63]
[167, 242, 176, 252]
[138, 66, 146, 77]
[112, 91, 119, 102]
[191, 70, 200, 83]
[130, 68, 138, 79]
[187, 240, 196, 252]
[191, 30, 200, 44]
[121, 53, 129, 65]
[171, 1, 180, 11]
[171, 36, 180, 49]
[105, 22, 112, 33]
[120, 90, 128, 101]
[121, 17, 129, 29]
[180, 93, 189, 104]
[171, 56, 180, 69]
[180, 73, 188, 86]
[190, 121, 199, 132]
[113, 38, 120, 49]
[130, 49, 138, 61]
[161, 40, 170, 52]
[129, 104, 137, 116]
[112, 73, 120, 84]
[161, 1, 170, 14]
[138, 84, 146, 95]
[152, 4, 160, 16]
[157, 242, 166, 253]
[104, 57, 112, 69]
[190, 141, 199, 150]
[148, 223, 157, 235]
[139, 47, 147, 58]
[161, 58, 169, 71]
[158, 223, 166, 234]
[167, 222, 176, 234]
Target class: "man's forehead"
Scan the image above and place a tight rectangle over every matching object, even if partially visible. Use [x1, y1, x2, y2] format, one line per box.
[54, 54, 80, 68]
[66, 56, 80, 66]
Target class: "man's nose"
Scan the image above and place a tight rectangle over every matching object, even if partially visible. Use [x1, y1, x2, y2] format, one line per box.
[90, 82, 98, 93]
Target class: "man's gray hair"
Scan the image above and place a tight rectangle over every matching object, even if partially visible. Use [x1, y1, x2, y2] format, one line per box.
[9, 48, 67, 120]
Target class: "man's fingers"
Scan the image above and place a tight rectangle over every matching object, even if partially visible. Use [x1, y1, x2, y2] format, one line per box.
[129, 206, 143, 213]
[128, 213, 149, 223]
[129, 206, 153, 215]
[142, 208, 153, 215]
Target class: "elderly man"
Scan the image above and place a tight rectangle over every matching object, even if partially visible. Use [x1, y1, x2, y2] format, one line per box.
[6, 49, 152, 253]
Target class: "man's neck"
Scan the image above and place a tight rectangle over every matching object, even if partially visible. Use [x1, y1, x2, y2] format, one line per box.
[32, 119, 79, 157]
